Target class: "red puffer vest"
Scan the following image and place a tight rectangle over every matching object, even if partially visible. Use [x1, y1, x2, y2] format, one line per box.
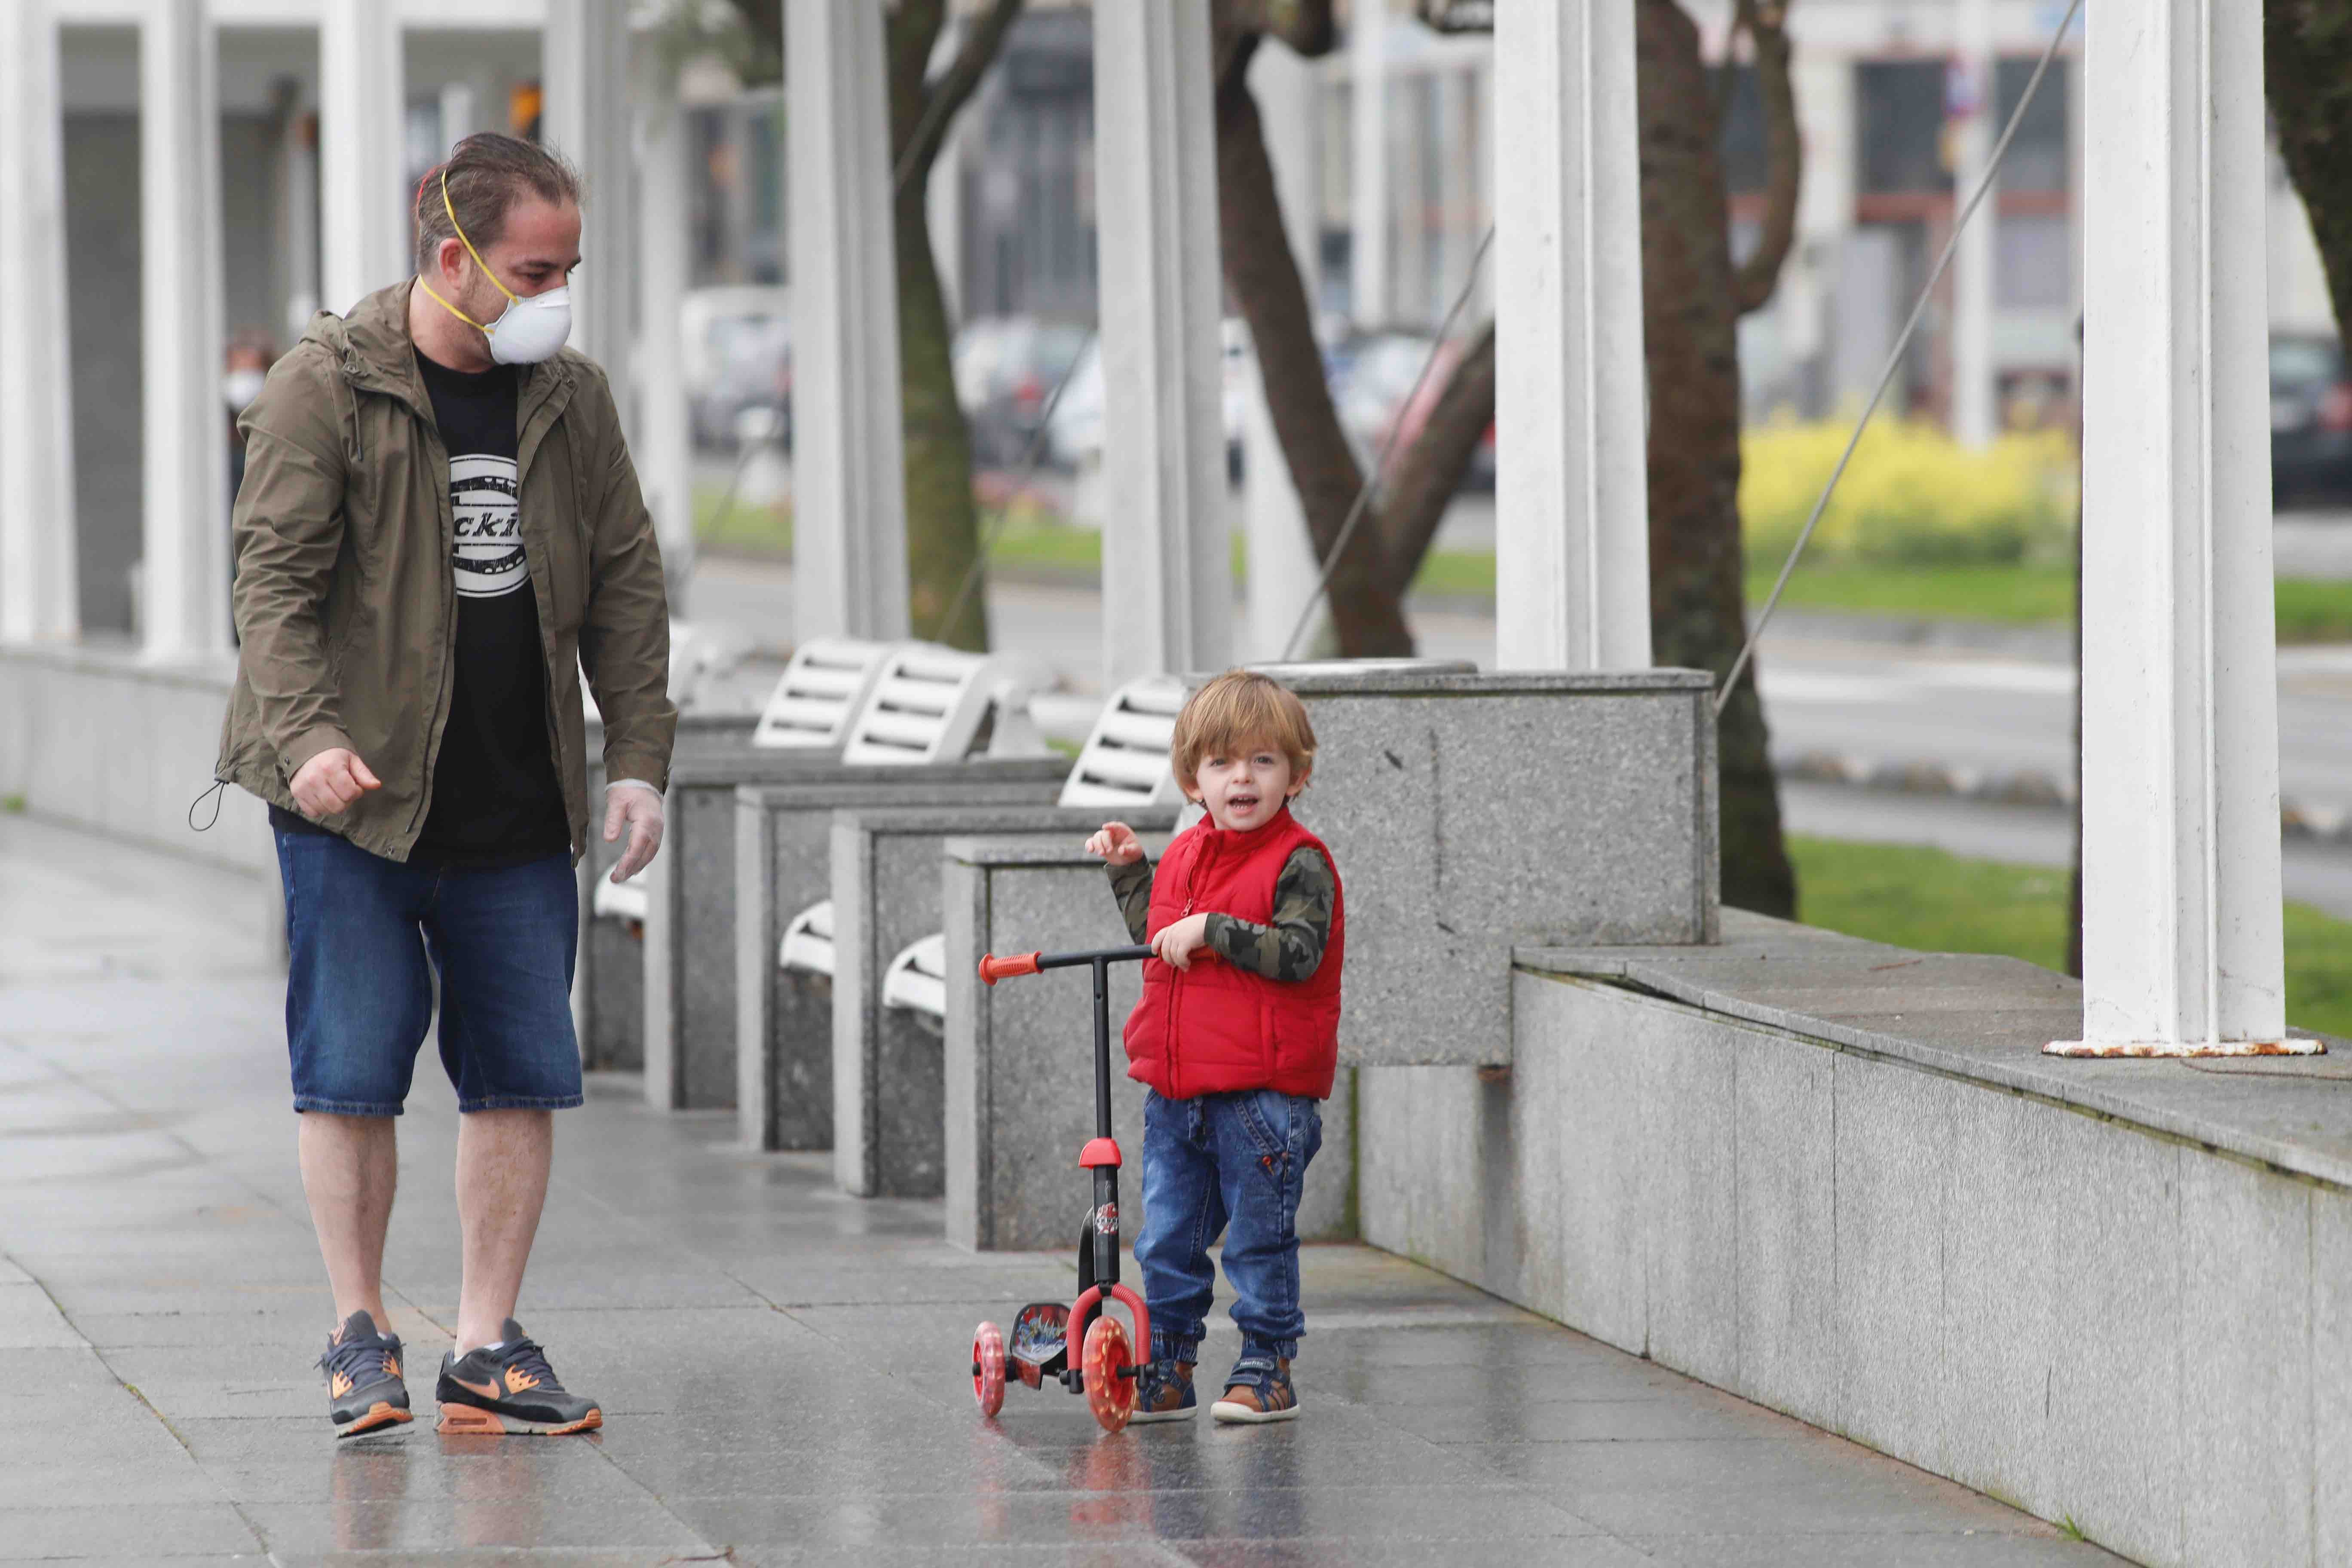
[1122, 807, 1346, 1100]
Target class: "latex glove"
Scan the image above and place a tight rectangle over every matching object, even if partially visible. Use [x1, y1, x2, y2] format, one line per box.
[603, 780, 665, 883]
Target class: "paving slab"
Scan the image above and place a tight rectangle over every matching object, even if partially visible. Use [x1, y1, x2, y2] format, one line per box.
[0, 816, 2122, 1565]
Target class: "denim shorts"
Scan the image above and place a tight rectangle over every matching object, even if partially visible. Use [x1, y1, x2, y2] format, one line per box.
[274, 828, 582, 1117]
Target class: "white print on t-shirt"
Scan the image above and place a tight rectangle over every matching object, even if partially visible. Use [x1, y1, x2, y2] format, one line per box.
[450, 453, 527, 599]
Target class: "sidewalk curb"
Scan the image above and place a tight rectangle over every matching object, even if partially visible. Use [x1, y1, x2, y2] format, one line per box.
[1776, 750, 2352, 845]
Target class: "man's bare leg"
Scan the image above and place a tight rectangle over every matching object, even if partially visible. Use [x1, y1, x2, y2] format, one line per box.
[453, 1108, 553, 1352]
[297, 1112, 397, 1329]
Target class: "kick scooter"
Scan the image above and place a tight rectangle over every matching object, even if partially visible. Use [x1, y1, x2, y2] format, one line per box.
[968, 943, 1155, 1433]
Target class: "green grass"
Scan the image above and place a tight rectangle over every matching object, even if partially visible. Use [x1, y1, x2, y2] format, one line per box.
[1789, 835, 2352, 1040]
[695, 483, 2352, 643]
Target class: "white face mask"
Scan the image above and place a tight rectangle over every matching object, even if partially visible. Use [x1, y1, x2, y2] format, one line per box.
[416, 166, 573, 365]
[478, 284, 572, 365]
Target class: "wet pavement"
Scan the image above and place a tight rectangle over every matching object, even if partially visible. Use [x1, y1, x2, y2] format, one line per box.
[0, 813, 2125, 1565]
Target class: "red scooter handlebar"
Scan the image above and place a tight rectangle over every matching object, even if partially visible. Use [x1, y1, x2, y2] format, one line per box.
[978, 944, 1155, 985]
[978, 952, 1042, 985]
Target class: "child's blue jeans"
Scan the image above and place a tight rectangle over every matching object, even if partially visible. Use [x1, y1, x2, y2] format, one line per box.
[1133, 1085, 1323, 1366]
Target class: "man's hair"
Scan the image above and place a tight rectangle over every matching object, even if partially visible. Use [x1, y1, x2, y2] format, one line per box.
[413, 133, 583, 274]
[1169, 670, 1317, 793]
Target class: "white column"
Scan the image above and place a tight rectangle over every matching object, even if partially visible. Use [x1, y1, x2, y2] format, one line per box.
[635, 74, 696, 604]
[0, 0, 80, 643]
[1491, 1, 1650, 671]
[543, 0, 633, 374]
[141, 0, 231, 662]
[1243, 41, 1323, 661]
[785, 0, 910, 642]
[1093, 0, 1231, 686]
[2058, 0, 2296, 1057]
[1949, 0, 1998, 447]
[317, 0, 405, 314]
[1349, 0, 1388, 326]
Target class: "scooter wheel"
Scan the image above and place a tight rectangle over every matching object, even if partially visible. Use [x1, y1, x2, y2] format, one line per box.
[972, 1321, 1006, 1417]
[1081, 1314, 1135, 1433]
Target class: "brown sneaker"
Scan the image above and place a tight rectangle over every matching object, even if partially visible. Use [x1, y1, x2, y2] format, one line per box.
[1210, 1353, 1300, 1424]
[1128, 1357, 1197, 1424]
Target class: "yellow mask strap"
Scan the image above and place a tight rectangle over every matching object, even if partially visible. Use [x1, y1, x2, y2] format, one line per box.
[416, 165, 515, 334]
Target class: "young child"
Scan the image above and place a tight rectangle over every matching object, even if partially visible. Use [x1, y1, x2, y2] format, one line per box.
[1083, 669, 1344, 1424]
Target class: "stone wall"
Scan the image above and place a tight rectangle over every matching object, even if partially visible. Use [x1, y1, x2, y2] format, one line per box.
[1360, 946, 2351, 1568]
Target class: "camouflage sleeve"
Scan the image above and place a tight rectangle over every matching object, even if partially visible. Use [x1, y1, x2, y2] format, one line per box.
[1106, 856, 1155, 945]
[1205, 847, 1333, 982]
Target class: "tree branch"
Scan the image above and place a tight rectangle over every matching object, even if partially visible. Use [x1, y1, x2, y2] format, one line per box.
[1371, 322, 1495, 597]
[1222, 0, 1340, 56]
[1730, 0, 1800, 316]
[898, 0, 1024, 188]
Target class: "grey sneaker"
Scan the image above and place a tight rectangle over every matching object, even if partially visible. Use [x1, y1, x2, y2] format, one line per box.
[435, 1318, 603, 1436]
[318, 1310, 411, 1437]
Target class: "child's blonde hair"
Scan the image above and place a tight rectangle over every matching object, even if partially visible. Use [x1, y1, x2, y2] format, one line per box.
[1169, 670, 1317, 794]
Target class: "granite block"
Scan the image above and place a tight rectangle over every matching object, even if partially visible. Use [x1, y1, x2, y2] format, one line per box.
[1639, 999, 1739, 1390]
[944, 838, 1354, 1252]
[2177, 1155, 2312, 1568]
[1520, 975, 1647, 1356]
[2315, 1188, 2352, 1564]
[1937, 1087, 2064, 1519]
[829, 805, 1179, 1197]
[1733, 1029, 1838, 1432]
[1268, 671, 1718, 1069]
[1831, 1055, 1952, 1464]
[2048, 1116, 2182, 1568]
[945, 851, 1143, 1251]
[709, 766, 1063, 1141]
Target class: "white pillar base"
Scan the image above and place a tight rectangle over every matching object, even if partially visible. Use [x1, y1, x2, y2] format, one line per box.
[2045, 1037, 2320, 1059]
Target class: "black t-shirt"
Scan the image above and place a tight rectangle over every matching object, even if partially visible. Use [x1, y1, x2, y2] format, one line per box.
[271, 350, 570, 866]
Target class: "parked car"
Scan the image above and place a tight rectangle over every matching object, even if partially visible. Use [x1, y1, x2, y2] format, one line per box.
[682, 286, 791, 452]
[953, 316, 1091, 468]
[2272, 332, 2352, 506]
[1042, 319, 1248, 480]
[1330, 330, 1496, 492]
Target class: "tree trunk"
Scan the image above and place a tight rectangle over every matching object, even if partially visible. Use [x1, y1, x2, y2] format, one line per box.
[1213, 37, 1415, 655]
[2268, 1, 2352, 347]
[887, 3, 992, 650]
[1637, 0, 1796, 917]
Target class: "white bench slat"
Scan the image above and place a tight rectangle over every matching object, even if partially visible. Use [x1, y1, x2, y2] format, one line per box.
[753, 637, 900, 750]
[593, 878, 649, 923]
[882, 933, 949, 1018]
[1057, 674, 1187, 810]
[1078, 747, 1170, 787]
[839, 646, 1020, 767]
[779, 898, 837, 976]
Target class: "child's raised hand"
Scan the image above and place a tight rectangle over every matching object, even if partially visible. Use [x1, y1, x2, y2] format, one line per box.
[1085, 821, 1144, 866]
[1151, 912, 1212, 971]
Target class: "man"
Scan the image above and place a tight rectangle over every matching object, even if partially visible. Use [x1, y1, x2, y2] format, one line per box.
[215, 133, 674, 1438]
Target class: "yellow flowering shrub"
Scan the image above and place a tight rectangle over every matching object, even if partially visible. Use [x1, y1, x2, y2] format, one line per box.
[1740, 417, 2079, 568]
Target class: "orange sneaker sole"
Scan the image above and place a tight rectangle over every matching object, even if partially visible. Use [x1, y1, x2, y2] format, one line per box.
[436, 1404, 602, 1436]
[337, 1402, 413, 1438]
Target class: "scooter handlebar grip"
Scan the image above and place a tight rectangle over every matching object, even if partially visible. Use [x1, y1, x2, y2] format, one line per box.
[978, 951, 1042, 985]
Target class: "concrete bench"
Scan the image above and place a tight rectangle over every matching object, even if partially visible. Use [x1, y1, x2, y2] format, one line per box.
[938, 664, 1719, 1250]
[577, 637, 900, 1072]
[643, 642, 1063, 1112]
[730, 772, 1072, 1148]
[800, 676, 1193, 1194]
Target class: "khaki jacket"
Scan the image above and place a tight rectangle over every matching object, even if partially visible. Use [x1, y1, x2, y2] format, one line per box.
[215, 281, 677, 863]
